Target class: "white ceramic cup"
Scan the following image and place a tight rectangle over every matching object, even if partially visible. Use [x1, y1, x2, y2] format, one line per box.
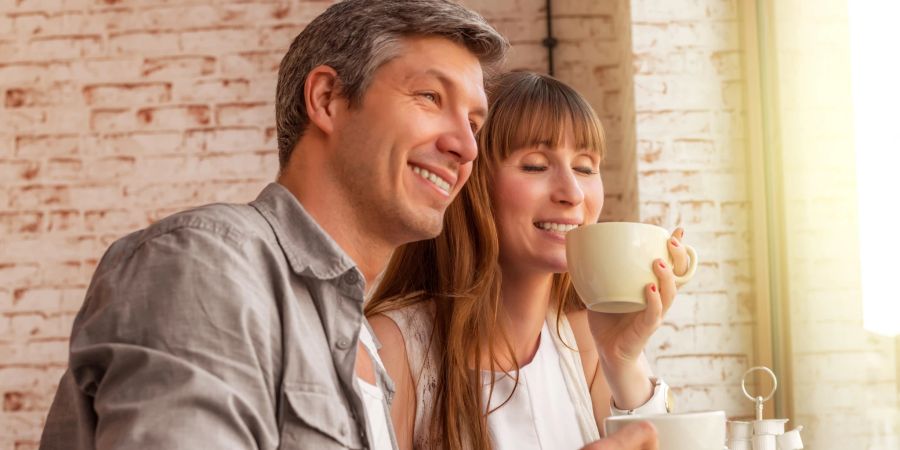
[565, 222, 698, 313]
[604, 411, 726, 450]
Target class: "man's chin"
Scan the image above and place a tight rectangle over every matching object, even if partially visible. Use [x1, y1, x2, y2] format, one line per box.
[398, 210, 445, 244]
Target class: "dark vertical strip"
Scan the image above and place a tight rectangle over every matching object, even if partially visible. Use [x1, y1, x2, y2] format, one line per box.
[542, 0, 558, 76]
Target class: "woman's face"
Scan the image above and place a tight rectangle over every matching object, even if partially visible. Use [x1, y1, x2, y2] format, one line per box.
[492, 130, 604, 275]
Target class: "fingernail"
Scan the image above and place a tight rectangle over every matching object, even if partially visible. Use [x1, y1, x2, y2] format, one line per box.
[671, 239, 679, 247]
[659, 261, 666, 269]
[650, 284, 657, 293]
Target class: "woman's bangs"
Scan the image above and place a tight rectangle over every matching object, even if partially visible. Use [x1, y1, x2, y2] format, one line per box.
[486, 78, 606, 163]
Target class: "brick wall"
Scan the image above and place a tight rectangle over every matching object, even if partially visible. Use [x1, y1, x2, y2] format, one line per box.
[0, 0, 755, 447]
[629, 0, 755, 419]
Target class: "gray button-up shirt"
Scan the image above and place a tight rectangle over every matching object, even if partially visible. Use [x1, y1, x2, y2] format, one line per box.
[40, 183, 396, 449]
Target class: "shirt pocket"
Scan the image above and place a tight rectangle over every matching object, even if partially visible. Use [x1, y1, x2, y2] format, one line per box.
[280, 385, 364, 449]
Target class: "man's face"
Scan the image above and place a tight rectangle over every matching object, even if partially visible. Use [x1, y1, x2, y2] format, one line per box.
[330, 36, 487, 245]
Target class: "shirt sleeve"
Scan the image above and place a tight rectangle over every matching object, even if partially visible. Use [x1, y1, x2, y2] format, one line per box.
[66, 224, 281, 449]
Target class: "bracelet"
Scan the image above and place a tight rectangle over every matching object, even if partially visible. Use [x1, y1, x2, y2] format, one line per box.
[610, 377, 673, 416]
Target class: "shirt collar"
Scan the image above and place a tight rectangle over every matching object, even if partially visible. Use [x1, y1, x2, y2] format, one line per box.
[250, 182, 357, 280]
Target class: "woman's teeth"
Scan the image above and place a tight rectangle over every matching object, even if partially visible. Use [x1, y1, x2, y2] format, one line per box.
[412, 166, 451, 194]
[535, 222, 579, 232]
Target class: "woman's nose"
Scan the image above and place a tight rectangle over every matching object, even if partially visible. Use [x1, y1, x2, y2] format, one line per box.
[550, 169, 585, 206]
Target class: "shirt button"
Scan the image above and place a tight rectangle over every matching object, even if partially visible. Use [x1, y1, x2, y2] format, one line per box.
[336, 339, 351, 350]
[339, 423, 348, 436]
[343, 271, 359, 284]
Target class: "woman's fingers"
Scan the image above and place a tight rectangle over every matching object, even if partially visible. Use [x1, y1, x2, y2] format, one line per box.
[642, 282, 663, 329]
[652, 258, 677, 314]
[668, 228, 690, 277]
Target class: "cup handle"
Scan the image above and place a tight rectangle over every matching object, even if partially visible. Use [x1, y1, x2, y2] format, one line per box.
[672, 245, 698, 286]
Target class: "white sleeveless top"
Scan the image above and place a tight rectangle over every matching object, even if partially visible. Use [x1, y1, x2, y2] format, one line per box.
[358, 323, 395, 450]
[381, 301, 600, 449]
[481, 322, 582, 450]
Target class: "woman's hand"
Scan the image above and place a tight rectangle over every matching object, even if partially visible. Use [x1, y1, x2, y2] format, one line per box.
[586, 228, 689, 408]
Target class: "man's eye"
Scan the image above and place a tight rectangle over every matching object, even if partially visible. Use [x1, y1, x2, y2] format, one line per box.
[522, 165, 547, 172]
[420, 92, 438, 103]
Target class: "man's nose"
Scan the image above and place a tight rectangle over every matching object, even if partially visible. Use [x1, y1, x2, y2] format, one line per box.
[435, 117, 478, 164]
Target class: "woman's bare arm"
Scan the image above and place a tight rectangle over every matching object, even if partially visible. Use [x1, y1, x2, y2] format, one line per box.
[369, 314, 417, 450]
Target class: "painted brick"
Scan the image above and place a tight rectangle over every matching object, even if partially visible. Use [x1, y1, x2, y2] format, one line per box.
[84, 208, 144, 233]
[183, 127, 264, 153]
[631, 21, 740, 53]
[9, 287, 60, 314]
[46, 209, 81, 232]
[172, 78, 250, 103]
[8, 312, 65, 339]
[0, 212, 43, 235]
[42, 158, 81, 181]
[550, 0, 618, 16]
[632, 0, 738, 22]
[89, 108, 135, 132]
[0, 160, 40, 183]
[0, 412, 43, 448]
[90, 155, 136, 179]
[654, 354, 748, 386]
[0, 264, 40, 287]
[553, 16, 616, 42]
[2, 235, 100, 264]
[670, 385, 748, 417]
[82, 82, 171, 106]
[480, 17, 543, 43]
[0, 14, 11, 34]
[108, 30, 179, 55]
[180, 26, 263, 54]
[215, 102, 272, 127]
[257, 24, 301, 51]
[0, 338, 68, 366]
[136, 105, 211, 130]
[69, 57, 143, 82]
[4, 82, 79, 108]
[219, 51, 282, 76]
[81, 131, 183, 156]
[140, 55, 216, 79]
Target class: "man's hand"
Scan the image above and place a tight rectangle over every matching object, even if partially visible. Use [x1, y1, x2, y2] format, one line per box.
[580, 422, 659, 450]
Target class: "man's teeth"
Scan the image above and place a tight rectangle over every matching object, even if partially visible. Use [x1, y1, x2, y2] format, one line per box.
[536, 222, 579, 232]
[412, 166, 451, 194]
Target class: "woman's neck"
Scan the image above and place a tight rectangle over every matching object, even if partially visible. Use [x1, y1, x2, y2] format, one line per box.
[496, 267, 555, 367]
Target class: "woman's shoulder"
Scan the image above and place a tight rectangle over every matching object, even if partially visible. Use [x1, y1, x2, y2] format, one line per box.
[370, 299, 436, 355]
[369, 298, 439, 384]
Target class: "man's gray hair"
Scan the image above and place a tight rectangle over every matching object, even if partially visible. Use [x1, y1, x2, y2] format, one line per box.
[275, 0, 508, 169]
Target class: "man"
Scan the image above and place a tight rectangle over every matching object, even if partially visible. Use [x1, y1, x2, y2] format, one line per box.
[40, 1, 657, 449]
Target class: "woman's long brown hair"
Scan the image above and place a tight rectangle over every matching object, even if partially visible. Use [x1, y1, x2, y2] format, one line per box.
[366, 71, 607, 450]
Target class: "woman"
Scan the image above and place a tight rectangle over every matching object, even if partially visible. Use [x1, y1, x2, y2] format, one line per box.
[366, 72, 690, 450]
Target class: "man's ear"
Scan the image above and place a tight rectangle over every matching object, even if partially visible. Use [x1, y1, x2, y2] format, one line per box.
[304, 65, 342, 135]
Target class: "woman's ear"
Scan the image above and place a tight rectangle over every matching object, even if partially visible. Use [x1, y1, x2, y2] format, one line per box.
[304, 65, 342, 135]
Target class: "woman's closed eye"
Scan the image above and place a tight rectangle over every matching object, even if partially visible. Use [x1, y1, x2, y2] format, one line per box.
[522, 164, 547, 172]
[574, 166, 599, 175]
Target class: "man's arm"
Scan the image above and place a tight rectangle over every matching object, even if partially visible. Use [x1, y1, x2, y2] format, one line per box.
[60, 225, 280, 449]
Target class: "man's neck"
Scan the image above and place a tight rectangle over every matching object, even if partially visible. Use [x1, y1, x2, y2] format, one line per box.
[277, 172, 393, 288]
